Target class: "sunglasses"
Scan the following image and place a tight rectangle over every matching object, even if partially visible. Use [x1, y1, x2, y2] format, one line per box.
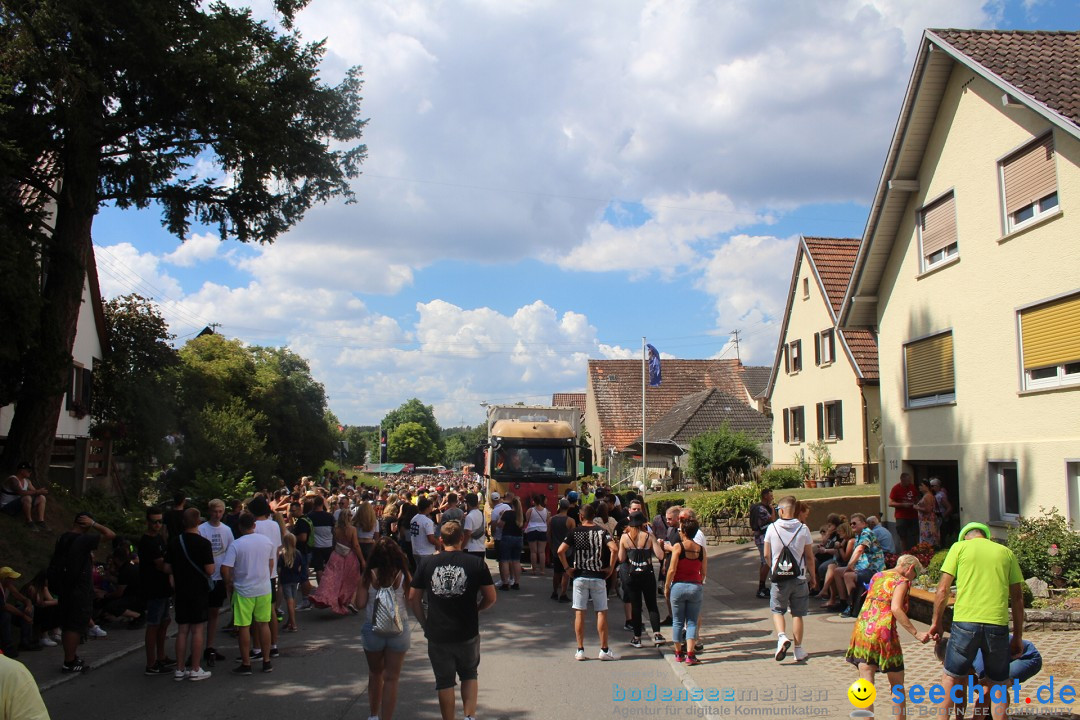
[149, 519, 163, 525]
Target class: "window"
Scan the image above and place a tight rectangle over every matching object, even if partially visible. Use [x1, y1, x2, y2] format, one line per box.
[904, 332, 955, 407]
[989, 461, 1020, 522]
[815, 401, 843, 441]
[787, 340, 802, 374]
[1001, 134, 1059, 231]
[66, 363, 93, 415]
[814, 328, 835, 366]
[918, 191, 958, 271]
[1018, 292, 1080, 390]
[782, 406, 805, 443]
[802, 277, 810, 299]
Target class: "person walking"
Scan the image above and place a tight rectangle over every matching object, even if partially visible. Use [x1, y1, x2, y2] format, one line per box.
[409, 522, 496, 720]
[278, 533, 307, 633]
[557, 503, 618, 661]
[620, 511, 664, 649]
[250, 496, 283, 658]
[310, 503, 365, 615]
[358, 537, 412, 720]
[221, 512, 276, 675]
[524, 494, 549, 576]
[462, 493, 487, 561]
[749, 488, 775, 599]
[845, 554, 929, 717]
[496, 495, 524, 591]
[763, 496, 816, 664]
[139, 507, 174, 676]
[928, 522, 1025, 720]
[665, 515, 707, 665]
[164, 508, 215, 681]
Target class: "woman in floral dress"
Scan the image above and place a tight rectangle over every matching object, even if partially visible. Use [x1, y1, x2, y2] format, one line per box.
[845, 555, 930, 717]
[914, 479, 940, 547]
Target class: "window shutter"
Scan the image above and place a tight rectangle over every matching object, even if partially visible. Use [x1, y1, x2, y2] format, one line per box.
[828, 330, 836, 363]
[814, 333, 821, 366]
[815, 403, 823, 441]
[1021, 293, 1080, 369]
[782, 408, 790, 443]
[67, 367, 76, 411]
[920, 192, 957, 259]
[1003, 134, 1057, 215]
[783, 344, 790, 374]
[835, 400, 843, 440]
[905, 333, 955, 399]
[82, 367, 93, 412]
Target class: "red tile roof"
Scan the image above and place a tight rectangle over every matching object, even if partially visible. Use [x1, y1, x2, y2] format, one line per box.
[803, 237, 860, 317]
[551, 393, 586, 414]
[932, 30, 1080, 127]
[587, 359, 763, 453]
[841, 328, 879, 382]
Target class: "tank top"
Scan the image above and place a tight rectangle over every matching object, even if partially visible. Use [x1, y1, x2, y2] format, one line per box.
[501, 509, 523, 537]
[549, 514, 570, 548]
[357, 527, 376, 541]
[525, 506, 549, 533]
[672, 541, 703, 584]
[625, 532, 654, 574]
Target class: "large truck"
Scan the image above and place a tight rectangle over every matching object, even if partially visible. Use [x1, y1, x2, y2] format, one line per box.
[474, 404, 592, 518]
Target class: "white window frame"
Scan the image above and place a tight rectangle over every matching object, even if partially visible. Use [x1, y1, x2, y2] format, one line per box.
[1016, 290, 1080, 391]
[820, 328, 835, 365]
[1009, 192, 1059, 230]
[924, 242, 958, 270]
[989, 461, 1020, 523]
[789, 340, 802, 374]
[917, 190, 959, 273]
[999, 134, 1060, 233]
[802, 277, 810, 300]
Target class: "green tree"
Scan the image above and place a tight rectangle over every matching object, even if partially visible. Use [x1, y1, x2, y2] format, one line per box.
[0, 0, 365, 477]
[93, 294, 180, 467]
[381, 398, 442, 456]
[441, 424, 486, 466]
[176, 398, 275, 490]
[341, 425, 370, 466]
[388, 422, 437, 465]
[687, 424, 768, 490]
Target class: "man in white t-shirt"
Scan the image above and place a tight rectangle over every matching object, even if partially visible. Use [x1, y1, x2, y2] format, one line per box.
[463, 493, 487, 559]
[410, 497, 439, 559]
[249, 496, 282, 659]
[762, 496, 817, 664]
[221, 512, 275, 675]
[197, 499, 234, 666]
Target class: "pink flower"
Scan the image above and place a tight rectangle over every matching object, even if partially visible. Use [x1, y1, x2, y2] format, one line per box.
[1049, 544, 1059, 556]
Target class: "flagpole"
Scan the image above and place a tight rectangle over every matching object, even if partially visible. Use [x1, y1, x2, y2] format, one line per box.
[642, 336, 647, 490]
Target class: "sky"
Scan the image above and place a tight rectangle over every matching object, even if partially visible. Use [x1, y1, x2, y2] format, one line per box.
[90, 0, 1080, 427]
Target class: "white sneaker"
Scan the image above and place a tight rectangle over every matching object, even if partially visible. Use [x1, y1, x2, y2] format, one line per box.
[599, 648, 618, 661]
[574, 648, 587, 661]
[774, 635, 791, 661]
[174, 669, 190, 681]
[49, 632, 62, 643]
[88, 625, 107, 638]
[188, 668, 211, 682]
[793, 646, 807, 662]
[39, 636, 58, 647]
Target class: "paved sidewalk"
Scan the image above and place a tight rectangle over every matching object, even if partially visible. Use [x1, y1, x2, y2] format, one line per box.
[660, 542, 1080, 719]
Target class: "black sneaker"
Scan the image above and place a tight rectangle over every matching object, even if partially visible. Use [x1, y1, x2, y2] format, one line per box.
[212, 649, 227, 661]
[62, 658, 88, 674]
[249, 649, 263, 661]
[660, 616, 673, 627]
[232, 664, 253, 676]
[261, 661, 274, 673]
[145, 663, 169, 676]
[623, 621, 634, 632]
[550, 592, 558, 600]
[511, 583, 520, 590]
[558, 595, 570, 603]
[203, 648, 216, 668]
[629, 637, 643, 648]
[756, 588, 769, 599]
[269, 647, 280, 658]
[159, 656, 177, 669]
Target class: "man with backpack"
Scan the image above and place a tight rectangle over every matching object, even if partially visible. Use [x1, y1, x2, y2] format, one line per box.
[750, 488, 775, 599]
[52, 512, 116, 673]
[762, 495, 816, 664]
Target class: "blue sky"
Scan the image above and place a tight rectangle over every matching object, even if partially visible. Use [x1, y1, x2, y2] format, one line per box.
[90, 0, 1080, 426]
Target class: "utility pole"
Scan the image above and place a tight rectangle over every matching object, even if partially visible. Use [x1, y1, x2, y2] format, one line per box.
[731, 329, 741, 362]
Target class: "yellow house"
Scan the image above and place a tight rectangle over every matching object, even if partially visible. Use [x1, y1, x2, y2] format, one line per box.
[840, 30, 1080, 534]
[766, 236, 881, 483]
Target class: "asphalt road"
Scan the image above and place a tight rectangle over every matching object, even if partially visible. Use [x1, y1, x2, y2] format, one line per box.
[42, 568, 693, 720]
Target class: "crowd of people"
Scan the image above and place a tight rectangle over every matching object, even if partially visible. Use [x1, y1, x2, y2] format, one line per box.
[0, 464, 1038, 720]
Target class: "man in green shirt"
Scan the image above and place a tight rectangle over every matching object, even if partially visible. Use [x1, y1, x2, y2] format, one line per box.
[928, 522, 1024, 720]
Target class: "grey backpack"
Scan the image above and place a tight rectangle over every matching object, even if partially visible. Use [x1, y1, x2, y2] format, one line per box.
[371, 582, 405, 637]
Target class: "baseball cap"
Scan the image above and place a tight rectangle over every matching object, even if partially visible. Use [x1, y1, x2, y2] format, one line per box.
[490, 491, 501, 500]
[0, 567, 21, 580]
[567, 491, 579, 502]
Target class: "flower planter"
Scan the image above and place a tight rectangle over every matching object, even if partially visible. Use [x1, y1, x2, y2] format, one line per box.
[803, 478, 818, 488]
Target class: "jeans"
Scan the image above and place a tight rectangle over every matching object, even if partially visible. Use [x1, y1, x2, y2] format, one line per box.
[944, 621, 1011, 682]
[670, 582, 703, 644]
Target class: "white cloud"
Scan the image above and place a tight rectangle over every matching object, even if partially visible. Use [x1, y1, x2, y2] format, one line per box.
[163, 232, 222, 267]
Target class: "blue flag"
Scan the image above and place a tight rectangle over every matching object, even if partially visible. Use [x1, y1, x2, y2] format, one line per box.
[646, 344, 661, 387]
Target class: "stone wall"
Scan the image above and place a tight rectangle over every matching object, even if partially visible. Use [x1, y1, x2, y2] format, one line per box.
[1024, 609, 1080, 632]
[703, 495, 883, 543]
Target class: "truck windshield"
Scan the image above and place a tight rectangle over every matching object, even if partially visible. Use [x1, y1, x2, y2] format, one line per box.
[493, 446, 572, 478]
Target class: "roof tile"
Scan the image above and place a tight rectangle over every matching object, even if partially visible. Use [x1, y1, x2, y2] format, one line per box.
[551, 393, 586, 414]
[803, 237, 860, 316]
[634, 389, 771, 448]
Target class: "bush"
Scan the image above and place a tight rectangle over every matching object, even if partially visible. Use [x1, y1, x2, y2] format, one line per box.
[1007, 508, 1080, 588]
[760, 468, 803, 490]
[188, 469, 257, 509]
[687, 484, 760, 525]
[925, 549, 949, 584]
[70, 488, 144, 538]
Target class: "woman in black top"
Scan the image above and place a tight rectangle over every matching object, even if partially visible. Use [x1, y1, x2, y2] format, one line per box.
[618, 512, 665, 648]
[497, 496, 524, 590]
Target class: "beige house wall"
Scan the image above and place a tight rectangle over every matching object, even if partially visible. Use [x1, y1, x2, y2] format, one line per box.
[770, 251, 877, 476]
[875, 65, 1080, 534]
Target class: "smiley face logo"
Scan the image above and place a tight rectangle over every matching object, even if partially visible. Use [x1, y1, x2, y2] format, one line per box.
[847, 678, 876, 709]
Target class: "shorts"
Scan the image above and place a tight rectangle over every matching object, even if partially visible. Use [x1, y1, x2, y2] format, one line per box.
[312, 546, 333, 571]
[1, 498, 23, 516]
[282, 582, 302, 601]
[770, 578, 809, 617]
[468, 551, 487, 562]
[498, 535, 523, 562]
[855, 567, 877, 587]
[361, 622, 411, 653]
[174, 593, 209, 625]
[232, 593, 272, 627]
[572, 577, 608, 612]
[755, 537, 767, 566]
[943, 621, 1010, 683]
[59, 587, 93, 633]
[427, 635, 481, 690]
[525, 530, 546, 543]
[145, 596, 171, 626]
[208, 579, 227, 609]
